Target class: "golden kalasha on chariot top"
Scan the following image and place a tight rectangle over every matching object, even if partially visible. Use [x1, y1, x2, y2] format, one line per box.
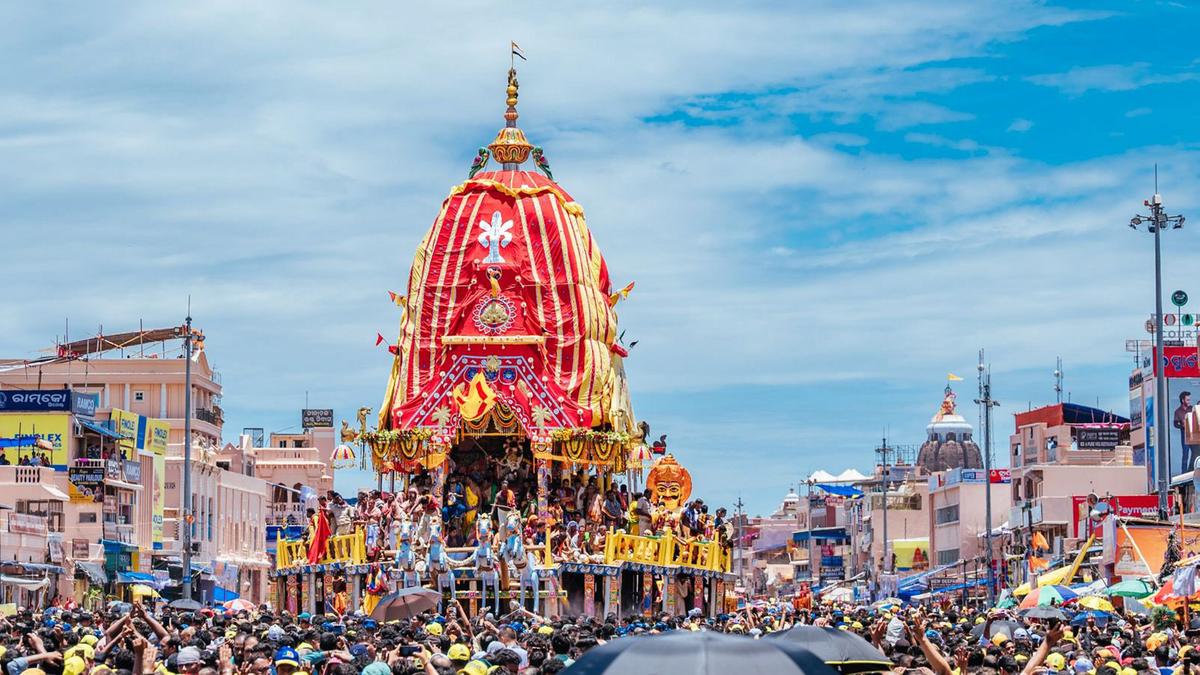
[272, 64, 732, 619]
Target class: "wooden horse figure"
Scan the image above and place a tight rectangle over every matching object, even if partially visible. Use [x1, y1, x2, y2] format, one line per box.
[455, 513, 500, 615]
[393, 517, 419, 589]
[424, 519, 455, 610]
[498, 512, 540, 613]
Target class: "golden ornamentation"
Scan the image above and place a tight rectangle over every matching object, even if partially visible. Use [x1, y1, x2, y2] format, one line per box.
[440, 335, 545, 345]
[479, 301, 510, 327]
[646, 454, 692, 511]
[489, 127, 533, 165]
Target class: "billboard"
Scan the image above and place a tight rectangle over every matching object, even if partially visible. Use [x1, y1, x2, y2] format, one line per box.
[148, 419, 168, 549]
[892, 538, 930, 571]
[1071, 494, 1160, 539]
[0, 413, 70, 467]
[301, 409, 333, 429]
[110, 408, 140, 458]
[1075, 427, 1122, 451]
[1166, 377, 1200, 478]
[1111, 524, 1200, 577]
[1156, 346, 1200, 378]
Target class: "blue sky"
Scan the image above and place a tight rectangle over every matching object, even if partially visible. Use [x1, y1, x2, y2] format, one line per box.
[2, 1, 1199, 517]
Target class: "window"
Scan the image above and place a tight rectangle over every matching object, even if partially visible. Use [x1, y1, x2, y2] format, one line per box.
[935, 504, 960, 525]
[79, 512, 97, 524]
[937, 549, 960, 566]
[134, 391, 145, 402]
[17, 500, 64, 532]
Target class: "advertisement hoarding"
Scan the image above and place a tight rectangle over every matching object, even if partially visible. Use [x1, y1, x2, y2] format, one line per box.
[0, 413, 70, 467]
[1111, 524, 1200, 577]
[1071, 494, 1160, 539]
[301, 409, 333, 429]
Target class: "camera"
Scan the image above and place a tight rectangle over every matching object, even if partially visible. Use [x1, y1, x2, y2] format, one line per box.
[399, 645, 421, 657]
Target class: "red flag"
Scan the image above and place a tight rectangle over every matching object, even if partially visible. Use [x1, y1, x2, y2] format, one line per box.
[388, 345, 399, 355]
[387, 291, 405, 307]
[375, 333, 385, 346]
[306, 510, 331, 564]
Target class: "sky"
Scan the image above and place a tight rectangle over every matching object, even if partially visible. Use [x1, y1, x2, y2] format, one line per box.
[2, 1, 1199, 517]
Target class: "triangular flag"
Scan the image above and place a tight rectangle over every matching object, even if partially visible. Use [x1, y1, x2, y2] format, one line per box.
[375, 333, 385, 346]
[947, 373, 964, 381]
[608, 281, 635, 307]
[388, 291, 406, 307]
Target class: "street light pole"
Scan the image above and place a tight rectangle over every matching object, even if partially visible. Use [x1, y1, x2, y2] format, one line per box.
[975, 353, 999, 605]
[876, 439, 890, 574]
[735, 496, 745, 585]
[181, 313, 194, 601]
[1130, 182, 1186, 516]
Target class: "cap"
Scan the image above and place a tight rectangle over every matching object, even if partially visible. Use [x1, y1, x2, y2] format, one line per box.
[425, 622, 443, 636]
[298, 612, 312, 621]
[274, 647, 301, 667]
[1046, 653, 1065, 671]
[991, 633, 1009, 646]
[177, 647, 203, 666]
[458, 661, 488, 675]
[536, 626, 554, 636]
[448, 644, 471, 661]
[64, 656, 87, 675]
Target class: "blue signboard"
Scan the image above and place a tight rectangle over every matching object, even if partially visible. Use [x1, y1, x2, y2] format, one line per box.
[0, 390, 98, 417]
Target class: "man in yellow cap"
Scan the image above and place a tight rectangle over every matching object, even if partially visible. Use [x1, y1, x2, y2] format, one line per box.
[458, 661, 487, 675]
[448, 644, 471, 671]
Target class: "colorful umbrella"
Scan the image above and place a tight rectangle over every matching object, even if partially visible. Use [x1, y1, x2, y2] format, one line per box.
[1018, 584, 1077, 608]
[331, 444, 357, 469]
[130, 584, 159, 598]
[1105, 578, 1156, 599]
[1075, 596, 1115, 612]
[223, 598, 256, 614]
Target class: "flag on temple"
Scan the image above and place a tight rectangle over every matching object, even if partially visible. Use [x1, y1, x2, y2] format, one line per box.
[375, 333, 386, 346]
[453, 372, 498, 421]
[511, 41, 526, 61]
[947, 373, 964, 381]
[608, 281, 635, 306]
[1029, 556, 1050, 572]
[388, 291, 405, 306]
[306, 509, 331, 565]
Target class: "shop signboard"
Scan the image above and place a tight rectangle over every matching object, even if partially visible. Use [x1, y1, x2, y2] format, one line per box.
[71, 539, 90, 559]
[1075, 428, 1121, 451]
[1072, 495, 1161, 539]
[301, 409, 333, 429]
[8, 513, 47, 536]
[0, 413, 70, 467]
[122, 460, 141, 484]
[68, 466, 104, 503]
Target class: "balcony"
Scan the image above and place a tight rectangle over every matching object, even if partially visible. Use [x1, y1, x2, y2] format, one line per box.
[269, 502, 307, 527]
[276, 528, 367, 570]
[195, 406, 223, 425]
[604, 530, 731, 574]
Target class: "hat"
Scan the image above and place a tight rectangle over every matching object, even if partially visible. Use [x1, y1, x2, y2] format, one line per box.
[1046, 653, 1066, 671]
[361, 664, 390, 675]
[425, 622, 443, 636]
[448, 644, 471, 661]
[458, 662, 488, 675]
[991, 633, 1010, 646]
[298, 612, 312, 621]
[274, 647, 301, 667]
[80, 635, 98, 647]
[64, 657, 87, 675]
[349, 644, 369, 659]
[1014, 628, 1030, 641]
[536, 626, 554, 636]
[1073, 658, 1094, 673]
[66, 644, 95, 661]
[177, 647, 203, 666]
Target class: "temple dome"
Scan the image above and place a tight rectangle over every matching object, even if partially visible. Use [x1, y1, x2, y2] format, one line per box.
[916, 386, 983, 473]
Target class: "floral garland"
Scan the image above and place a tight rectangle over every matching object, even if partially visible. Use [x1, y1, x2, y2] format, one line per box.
[548, 428, 632, 444]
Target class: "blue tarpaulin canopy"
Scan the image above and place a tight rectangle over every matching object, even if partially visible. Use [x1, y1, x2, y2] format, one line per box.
[213, 586, 239, 602]
[815, 484, 865, 499]
[792, 527, 849, 543]
[116, 571, 158, 586]
[79, 419, 124, 440]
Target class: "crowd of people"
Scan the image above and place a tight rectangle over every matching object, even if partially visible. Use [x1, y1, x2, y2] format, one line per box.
[298, 445, 731, 567]
[10, 594, 1200, 674]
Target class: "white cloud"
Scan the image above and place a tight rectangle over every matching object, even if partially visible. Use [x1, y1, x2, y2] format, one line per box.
[1028, 63, 1199, 96]
[1007, 118, 1034, 132]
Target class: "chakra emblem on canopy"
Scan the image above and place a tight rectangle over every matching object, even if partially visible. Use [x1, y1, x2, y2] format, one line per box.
[478, 211, 514, 263]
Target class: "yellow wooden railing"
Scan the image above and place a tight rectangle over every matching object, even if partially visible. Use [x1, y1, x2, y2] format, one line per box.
[276, 528, 367, 570]
[604, 529, 731, 573]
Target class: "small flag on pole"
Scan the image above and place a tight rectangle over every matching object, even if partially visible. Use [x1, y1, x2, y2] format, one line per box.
[511, 41, 526, 61]
[608, 281, 635, 307]
[375, 333, 386, 347]
[387, 291, 405, 307]
[947, 373, 964, 381]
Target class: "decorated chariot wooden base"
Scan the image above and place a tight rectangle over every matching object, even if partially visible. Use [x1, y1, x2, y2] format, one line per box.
[269, 65, 732, 619]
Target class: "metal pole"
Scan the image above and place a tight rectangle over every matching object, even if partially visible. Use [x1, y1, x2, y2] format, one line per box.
[879, 440, 889, 573]
[806, 481, 815, 587]
[181, 314, 194, 601]
[1154, 215, 1170, 515]
[735, 496, 744, 584]
[975, 357, 998, 605]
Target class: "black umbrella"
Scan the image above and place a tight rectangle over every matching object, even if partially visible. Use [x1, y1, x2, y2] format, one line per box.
[766, 626, 891, 673]
[1021, 606, 1068, 621]
[369, 587, 441, 621]
[564, 631, 840, 674]
[969, 619, 1022, 640]
[168, 598, 203, 610]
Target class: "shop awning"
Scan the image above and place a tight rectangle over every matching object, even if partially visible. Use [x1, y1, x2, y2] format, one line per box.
[76, 561, 108, 585]
[19, 562, 64, 575]
[102, 539, 138, 552]
[0, 575, 49, 591]
[116, 571, 157, 586]
[78, 419, 123, 440]
[815, 484, 865, 499]
[792, 527, 849, 543]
